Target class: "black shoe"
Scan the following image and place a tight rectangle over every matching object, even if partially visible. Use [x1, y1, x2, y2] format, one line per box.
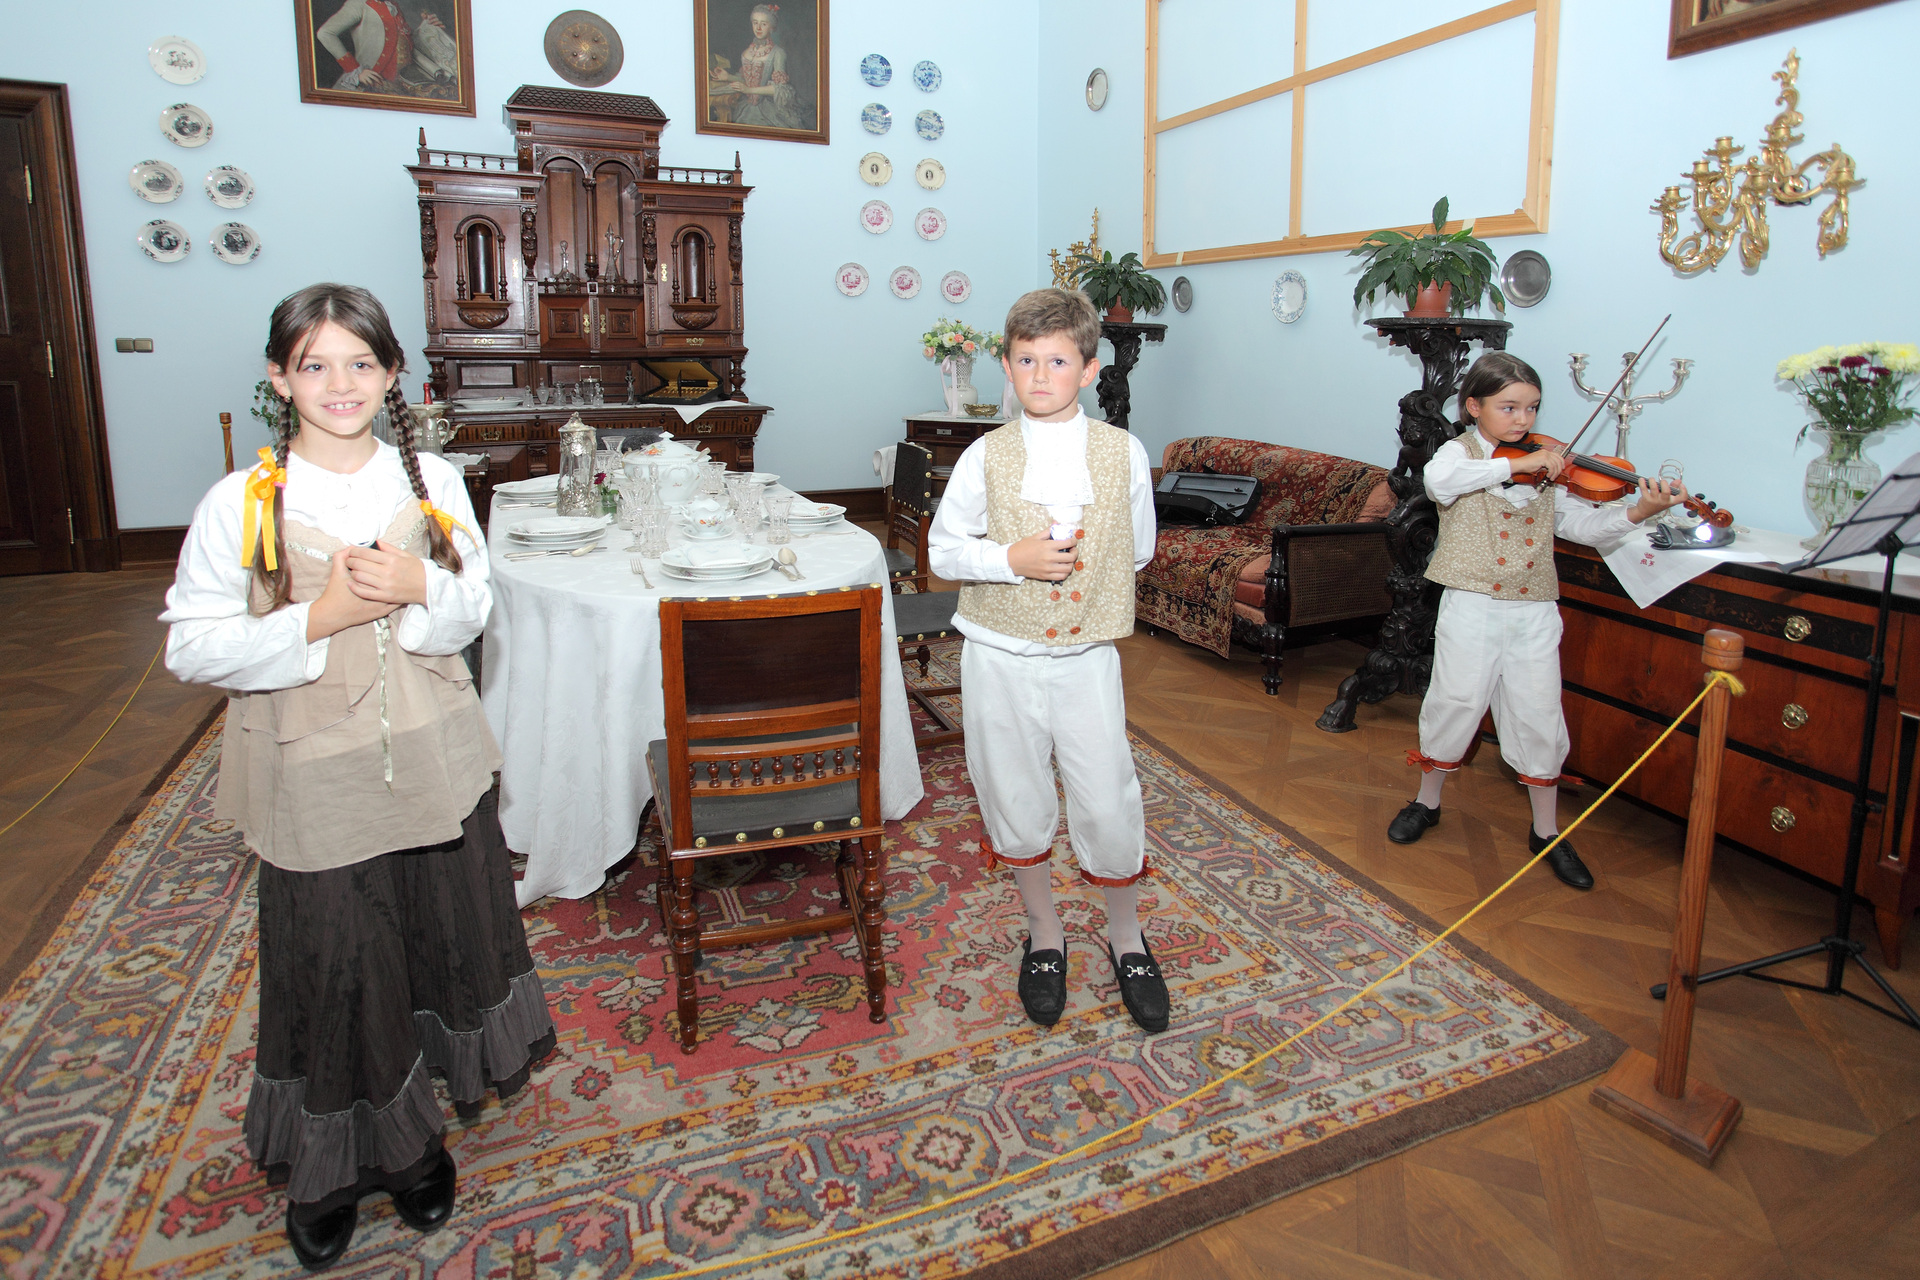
[392, 1147, 457, 1233]
[1387, 800, 1441, 844]
[1017, 937, 1068, 1026]
[1108, 940, 1170, 1034]
[1530, 829, 1594, 890]
[286, 1200, 356, 1272]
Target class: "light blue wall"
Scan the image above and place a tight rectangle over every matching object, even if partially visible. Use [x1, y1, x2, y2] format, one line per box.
[0, 0, 1038, 529]
[1039, 0, 1920, 538]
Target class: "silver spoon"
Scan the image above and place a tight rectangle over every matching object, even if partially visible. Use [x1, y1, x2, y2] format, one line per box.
[776, 547, 804, 579]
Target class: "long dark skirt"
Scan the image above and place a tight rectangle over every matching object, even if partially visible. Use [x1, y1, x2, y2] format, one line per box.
[244, 790, 557, 1212]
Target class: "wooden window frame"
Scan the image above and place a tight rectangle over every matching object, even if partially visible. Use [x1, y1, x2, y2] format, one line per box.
[1142, 0, 1560, 268]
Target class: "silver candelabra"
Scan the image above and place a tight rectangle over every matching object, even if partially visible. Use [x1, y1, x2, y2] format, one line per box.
[1568, 351, 1693, 461]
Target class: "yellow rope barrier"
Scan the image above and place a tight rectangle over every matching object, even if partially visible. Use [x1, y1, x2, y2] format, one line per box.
[0, 639, 166, 840]
[649, 668, 1746, 1280]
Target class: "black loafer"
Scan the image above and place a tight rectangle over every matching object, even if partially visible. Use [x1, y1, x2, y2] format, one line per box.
[1108, 941, 1170, 1034]
[392, 1147, 457, 1233]
[1017, 937, 1068, 1026]
[1387, 800, 1441, 844]
[1530, 830, 1594, 890]
[286, 1200, 356, 1272]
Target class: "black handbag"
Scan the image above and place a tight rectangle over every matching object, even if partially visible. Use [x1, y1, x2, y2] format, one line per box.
[1153, 470, 1261, 527]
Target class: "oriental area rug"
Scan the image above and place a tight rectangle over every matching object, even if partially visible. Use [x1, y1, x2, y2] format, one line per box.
[1, 692, 1622, 1279]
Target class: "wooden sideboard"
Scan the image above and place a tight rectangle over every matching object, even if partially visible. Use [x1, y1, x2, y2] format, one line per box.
[444, 402, 771, 476]
[1556, 541, 1920, 966]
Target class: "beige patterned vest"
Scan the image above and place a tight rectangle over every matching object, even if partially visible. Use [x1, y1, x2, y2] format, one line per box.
[1424, 430, 1560, 602]
[956, 420, 1136, 646]
[215, 505, 502, 872]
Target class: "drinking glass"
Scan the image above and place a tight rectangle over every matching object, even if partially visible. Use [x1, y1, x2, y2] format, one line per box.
[699, 459, 728, 499]
[1657, 459, 1689, 527]
[764, 494, 792, 545]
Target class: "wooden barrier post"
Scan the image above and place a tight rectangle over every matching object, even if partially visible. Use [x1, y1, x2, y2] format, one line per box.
[220, 412, 235, 475]
[1591, 628, 1746, 1166]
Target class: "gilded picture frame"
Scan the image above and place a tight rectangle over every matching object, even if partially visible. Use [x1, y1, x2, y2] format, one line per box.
[694, 0, 830, 146]
[293, 0, 477, 117]
[1668, 0, 1901, 58]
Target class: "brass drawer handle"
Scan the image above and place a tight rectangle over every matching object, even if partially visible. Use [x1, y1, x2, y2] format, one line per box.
[1781, 703, 1808, 729]
[1770, 805, 1797, 833]
[935, 427, 954, 436]
[480, 426, 503, 442]
[1782, 615, 1813, 642]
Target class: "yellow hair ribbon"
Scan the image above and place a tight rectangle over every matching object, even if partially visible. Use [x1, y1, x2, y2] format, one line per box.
[420, 499, 475, 546]
[240, 447, 285, 571]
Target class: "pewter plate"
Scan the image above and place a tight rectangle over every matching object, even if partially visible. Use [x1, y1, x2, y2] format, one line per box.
[1172, 275, 1192, 313]
[1500, 249, 1551, 307]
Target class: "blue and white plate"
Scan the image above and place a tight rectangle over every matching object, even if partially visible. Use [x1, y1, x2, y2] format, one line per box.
[915, 109, 944, 141]
[860, 53, 891, 87]
[861, 102, 891, 135]
[1271, 270, 1307, 324]
[912, 60, 941, 91]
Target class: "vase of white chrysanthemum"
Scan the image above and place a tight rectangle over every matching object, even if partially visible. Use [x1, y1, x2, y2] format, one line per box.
[1780, 342, 1920, 545]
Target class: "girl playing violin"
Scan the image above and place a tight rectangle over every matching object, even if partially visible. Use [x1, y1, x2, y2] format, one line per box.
[1387, 352, 1687, 889]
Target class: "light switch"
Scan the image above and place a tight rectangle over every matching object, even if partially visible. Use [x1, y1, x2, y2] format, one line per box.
[115, 339, 154, 353]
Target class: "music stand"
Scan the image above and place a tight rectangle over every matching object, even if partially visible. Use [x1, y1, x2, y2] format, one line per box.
[1653, 452, 1920, 1030]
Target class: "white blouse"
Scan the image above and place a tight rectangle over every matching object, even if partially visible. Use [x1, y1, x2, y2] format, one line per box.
[161, 443, 490, 692]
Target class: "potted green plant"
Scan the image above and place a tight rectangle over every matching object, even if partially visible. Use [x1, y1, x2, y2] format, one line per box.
[1350, 197, 1505, 318]
[1071, 250, 1168, 323]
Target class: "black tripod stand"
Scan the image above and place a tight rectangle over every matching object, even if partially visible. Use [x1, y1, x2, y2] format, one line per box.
[1653, 470, 1920, 1031]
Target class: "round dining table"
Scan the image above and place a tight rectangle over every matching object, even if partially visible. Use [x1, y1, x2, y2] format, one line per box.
[481, 493, 927, 906]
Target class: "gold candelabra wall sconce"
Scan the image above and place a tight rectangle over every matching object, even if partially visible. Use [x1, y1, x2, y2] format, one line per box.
[1652, 50, 1862, 275]
[1049, 209, 1101, 290]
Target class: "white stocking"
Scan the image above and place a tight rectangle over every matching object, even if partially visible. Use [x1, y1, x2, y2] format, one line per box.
[1416, 769, 1448, 810]
[1102, 884, 1144, 956]
[1012, 863, 1063, 952]
[1527, 781, 1559, 838]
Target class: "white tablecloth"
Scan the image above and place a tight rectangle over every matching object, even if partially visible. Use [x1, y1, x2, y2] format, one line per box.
[482, 495, 926, 905]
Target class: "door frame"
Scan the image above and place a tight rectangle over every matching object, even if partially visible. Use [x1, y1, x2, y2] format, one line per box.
[1, 80, 117, 572]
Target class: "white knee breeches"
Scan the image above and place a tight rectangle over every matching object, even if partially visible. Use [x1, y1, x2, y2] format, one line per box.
[1416, 589, 1569, 785]
[960, 640, 1148, 885]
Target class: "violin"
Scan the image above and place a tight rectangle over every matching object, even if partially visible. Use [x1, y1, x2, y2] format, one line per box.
[1492, 433, 1734, 528]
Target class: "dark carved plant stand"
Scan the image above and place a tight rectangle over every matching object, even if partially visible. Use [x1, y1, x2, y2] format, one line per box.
[1317, 316, 1512, 733]
[1096, 320, 1166, 431]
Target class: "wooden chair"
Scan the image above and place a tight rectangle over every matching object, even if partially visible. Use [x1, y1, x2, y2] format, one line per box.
[649, 585, 889, 1053]
[884, 441, 936, 590]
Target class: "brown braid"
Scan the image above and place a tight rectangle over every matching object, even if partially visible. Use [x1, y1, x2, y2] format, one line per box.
[389, 381, 464, 575]
[248, 397, 296, 615]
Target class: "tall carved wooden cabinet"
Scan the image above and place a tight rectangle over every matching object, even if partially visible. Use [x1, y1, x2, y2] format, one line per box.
[407, 85, 766, 472]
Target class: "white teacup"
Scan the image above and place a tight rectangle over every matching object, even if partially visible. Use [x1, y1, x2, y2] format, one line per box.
[679, 496, 734, 538]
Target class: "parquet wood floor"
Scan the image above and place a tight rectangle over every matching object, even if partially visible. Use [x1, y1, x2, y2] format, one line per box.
[1103, 628, 1920, 1280]
[0, 568, 223, 986]
[7, 563, 1918, 1277]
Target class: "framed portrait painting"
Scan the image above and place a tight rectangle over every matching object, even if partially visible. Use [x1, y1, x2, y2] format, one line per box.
[293, 0, 477, 116]
[1669, 0, 1902, 58]
[695, 0, 829, 145]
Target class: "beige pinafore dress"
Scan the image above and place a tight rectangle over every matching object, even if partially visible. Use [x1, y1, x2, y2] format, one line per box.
[215, 506, 502, 871]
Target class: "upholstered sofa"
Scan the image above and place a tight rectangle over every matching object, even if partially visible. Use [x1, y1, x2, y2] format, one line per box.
[1136, 437, 1395, 693]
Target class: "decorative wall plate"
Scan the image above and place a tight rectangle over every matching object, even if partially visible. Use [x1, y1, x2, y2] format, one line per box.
[858, 152, 893, 185]
[1086, 68, 1110, 111]
[914, 207, 947, 240]
[148, 36, 206, 85]
[940, 271, 971, 303]
[860, 200, 893, 233]
[544, 10, 624, 88]
[1171, 275, 1192, 313]
[861, 102, 892, 135]
[204, 164, 253, 208]
[210, 221, 262, 264]
[888, 266, 922, 299]
[835, 262, 870, 296]
[915, 158, 946, 190]
[860, 53, 891, 87]
[160, 103, 212, 148]
[129, 159, 184, 203]
[1500, 249, 1552, 307]
[912, 60, 942, 91]
[914, 109, 944, 141]
[137, 219, 190, 262]
[1271, 269, 1307, 323]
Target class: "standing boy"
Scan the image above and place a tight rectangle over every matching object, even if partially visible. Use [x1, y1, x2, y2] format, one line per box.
[927, 288, 1166, 1032]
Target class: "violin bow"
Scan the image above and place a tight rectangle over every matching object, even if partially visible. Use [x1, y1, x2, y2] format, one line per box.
[1557, 314, 1671, 460]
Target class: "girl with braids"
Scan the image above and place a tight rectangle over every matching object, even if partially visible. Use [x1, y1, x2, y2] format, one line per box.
[162, 283, 554, 1271]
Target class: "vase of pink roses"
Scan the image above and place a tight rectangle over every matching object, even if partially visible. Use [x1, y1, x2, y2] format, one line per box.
[1780, 342, 1919, 545]
[922, 318, 995, 413]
